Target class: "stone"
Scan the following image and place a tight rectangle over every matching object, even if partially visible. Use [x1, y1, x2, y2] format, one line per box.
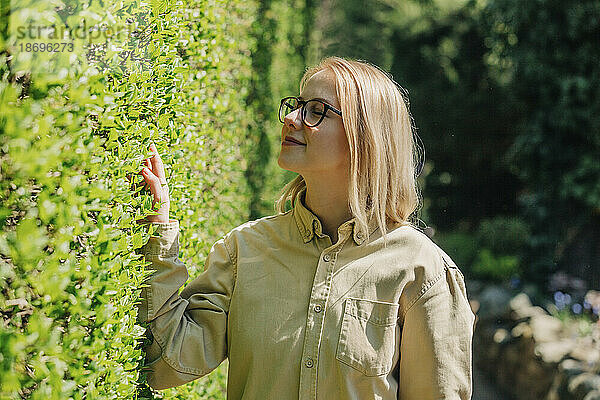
[560, 359, 587, 376]
[470, 299, 480, 314]
[584, 390, 600, 400]
[493, 328, 512, 345]
[535, 339, 576, 364]
[509, 293, 548, 321]
[530, 314, 564, 343]
[512, 305, 548, 321]
[512, 322, 533, 339]
[549, 271, 588, 295]
[569, 373, 600, 400]
[472, 286, 600, 400]
[585, 291, 600, 311]
[550, 359, 588, 400]
[510, 292, 533, 310]
[570, 338, 600, 365]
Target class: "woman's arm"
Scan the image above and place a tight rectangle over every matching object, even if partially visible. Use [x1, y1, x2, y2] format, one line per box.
[137, 220, 236, 390]
[398, 265, 475, 400]
[132, 143, 236, 389]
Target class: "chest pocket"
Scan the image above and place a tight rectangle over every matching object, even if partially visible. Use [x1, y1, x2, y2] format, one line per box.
[335, 297, 399, 376]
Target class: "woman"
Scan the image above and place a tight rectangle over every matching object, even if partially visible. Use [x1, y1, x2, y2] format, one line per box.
[136, 56, 475, 399]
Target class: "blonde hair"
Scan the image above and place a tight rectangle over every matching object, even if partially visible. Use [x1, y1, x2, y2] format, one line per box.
[275, 56, 423, 245]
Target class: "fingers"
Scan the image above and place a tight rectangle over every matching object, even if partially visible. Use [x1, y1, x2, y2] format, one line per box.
[128, 171, 147, 195]
[140, 167, 165, 203]
[148, 143, 167, 183]
[134, 143, 170, 223]
[136, 142, 169, 198]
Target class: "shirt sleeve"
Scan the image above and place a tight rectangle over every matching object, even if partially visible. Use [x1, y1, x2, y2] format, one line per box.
[398, 265, 475, 400]
[136, 219, 236, 390]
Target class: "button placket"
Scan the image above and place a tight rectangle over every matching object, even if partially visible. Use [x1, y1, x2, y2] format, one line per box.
[298, 244, 345, 399]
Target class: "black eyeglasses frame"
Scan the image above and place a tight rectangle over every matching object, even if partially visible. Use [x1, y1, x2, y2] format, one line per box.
[278, 96, 343, 128]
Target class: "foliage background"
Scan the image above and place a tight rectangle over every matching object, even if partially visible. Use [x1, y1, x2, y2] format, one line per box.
[311, 0, 600, 292]
[1, 0, 254, 397]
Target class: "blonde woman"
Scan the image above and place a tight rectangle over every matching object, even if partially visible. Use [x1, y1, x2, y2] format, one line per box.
[136, 56, 476, 399]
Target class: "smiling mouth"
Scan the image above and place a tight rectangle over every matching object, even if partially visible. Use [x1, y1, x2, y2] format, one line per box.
[283, 136, 306, 145]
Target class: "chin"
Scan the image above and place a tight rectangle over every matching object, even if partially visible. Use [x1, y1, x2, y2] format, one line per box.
[277, 155, 301, 174]
[277, 158, 293, 172]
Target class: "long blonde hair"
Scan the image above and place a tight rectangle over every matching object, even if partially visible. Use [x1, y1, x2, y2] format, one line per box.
[275, 56, 423, 245]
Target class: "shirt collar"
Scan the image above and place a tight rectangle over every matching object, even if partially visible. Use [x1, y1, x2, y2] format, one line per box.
[292, 186, 379, 246]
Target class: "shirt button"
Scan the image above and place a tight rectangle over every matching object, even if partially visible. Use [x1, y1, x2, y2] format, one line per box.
[314, 304, 322, 313]
[357, 231, 363, 239]
[305, 358, 314, 368]
[323, 254, 331, 262]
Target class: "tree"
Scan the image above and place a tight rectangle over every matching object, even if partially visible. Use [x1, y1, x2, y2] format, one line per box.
[486, 0, 600, 287]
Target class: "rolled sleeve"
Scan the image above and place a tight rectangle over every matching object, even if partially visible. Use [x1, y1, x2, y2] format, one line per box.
[398, 266, 475, 400]
[136, 220, 236, 390]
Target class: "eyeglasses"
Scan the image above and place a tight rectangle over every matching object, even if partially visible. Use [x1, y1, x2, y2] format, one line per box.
[278, 96, 343, 128]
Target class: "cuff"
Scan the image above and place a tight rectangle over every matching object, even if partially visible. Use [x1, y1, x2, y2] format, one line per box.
[140, 219, 180, 258]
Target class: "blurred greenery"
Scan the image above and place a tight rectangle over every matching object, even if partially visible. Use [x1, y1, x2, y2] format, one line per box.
[433, 231, 479, 270]
[434, 216, 528, 282]
[475, 216, 530, 257]
[302, 0, 600, 290]
[486, 0, 600, 287]
[471, 248, 519, 282]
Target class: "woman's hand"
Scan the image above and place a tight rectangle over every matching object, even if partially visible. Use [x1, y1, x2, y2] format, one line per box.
[133, 143, 171, 224]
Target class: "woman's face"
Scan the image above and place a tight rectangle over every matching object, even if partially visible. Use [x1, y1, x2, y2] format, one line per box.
[277, 69, 350, 178]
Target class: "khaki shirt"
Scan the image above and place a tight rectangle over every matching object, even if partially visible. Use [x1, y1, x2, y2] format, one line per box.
[138, 187, 475, 399]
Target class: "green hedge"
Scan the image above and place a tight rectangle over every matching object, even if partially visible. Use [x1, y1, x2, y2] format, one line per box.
[0, 0, 259, 398]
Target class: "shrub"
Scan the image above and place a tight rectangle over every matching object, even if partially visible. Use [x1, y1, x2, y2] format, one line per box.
[475, 216, 530, 258]
[433, 216, 529, 282]
[1, 0, 256, 398]
[432, 231, 479, 271]
[471, 248, 520, 283]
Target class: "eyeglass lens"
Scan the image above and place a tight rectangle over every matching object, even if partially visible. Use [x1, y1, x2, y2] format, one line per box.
[279, 98, 326, 127]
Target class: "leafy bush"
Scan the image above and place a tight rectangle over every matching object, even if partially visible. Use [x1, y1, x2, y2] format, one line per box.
[471, 248, 520, 283]
[0, 0, 260, 398]
[486, 0, 600, 285]
[432, 231, 479, 271]
[475, 216, 530, 258]
[470, 216, 529, 282]
[434, 216, 529, 282]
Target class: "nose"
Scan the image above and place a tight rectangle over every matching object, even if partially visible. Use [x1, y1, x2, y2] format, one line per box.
[283, 107, 302, 130]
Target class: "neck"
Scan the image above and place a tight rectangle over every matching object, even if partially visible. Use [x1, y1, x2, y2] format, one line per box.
[302, 172, 353, 243]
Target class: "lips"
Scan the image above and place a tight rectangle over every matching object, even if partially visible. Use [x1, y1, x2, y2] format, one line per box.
[284, 136, 306, 145]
